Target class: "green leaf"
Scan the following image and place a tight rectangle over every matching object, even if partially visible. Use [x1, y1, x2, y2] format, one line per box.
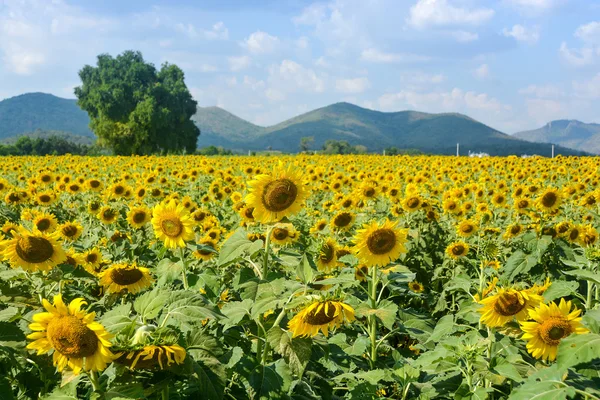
[0, 322, 25, 343]
[0, 307, 19, 322]
[155, 258, 183, 285]
[223, 346, 244, 369]
[541, 281, 579, 302]
[503, 251, 538, 281]
[582, 309, 600, 333]
[221, 299, 253, 328]
[561, 269, 600, 285]
[426, 314, 454, 344]
[356, 300, 398, 330]
[193, 359, 225, 400]
[296, 254, 315, 284]
[100, 304, 134, 335]
[105, 384, 145, 400]
[248, 364, 285, 399]
[218, 229, 254, 266]
[335, 369, 388, 385]
[507, 380, 576, 400]
[556, 333, 600, 369]
[491, 358, 523, 383]
[134, 289, 170, 321]
[267, 327, 312, 375]
[162, 291, 222, 329]
[0, 377, 14, 400]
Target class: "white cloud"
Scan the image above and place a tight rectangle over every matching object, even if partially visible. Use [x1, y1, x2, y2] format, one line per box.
[360, 48, 430, 63]
[524, 98, 566, 124]
[408, 0, 494, 29]
[175, 23, 199, 38]
[268, 60, 325, 93]
[502, 25, 540, 44]
[559, 42, 597, 67]
[293, 3, 328, 25]
[242, 31, 280, 54]
[519, 84, 564, 98]
[265, 88, 286, 101]
[296, 36, 310, 49]
[572, 73, 600, 99]
[243, 76, 266, 90]
[504, 0, 565, 13]
[4, 48, 45, 75]
[400, 71, 446, 85]
[575, 21, 600, 45]
[474, 64, 490, 79]
[335, 77, 370, 93]
[450, 31, 479, 43]
[228, 55, 251, 71]
[226, 76, 237, 87]
[204, 21, 228, 40]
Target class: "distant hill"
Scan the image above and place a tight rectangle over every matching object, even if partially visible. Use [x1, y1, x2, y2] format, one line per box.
[0, 129, 95, 146]
[0, 93, 94, 140]
[195, 102, 584, 156]
[514, 120, 600, 154]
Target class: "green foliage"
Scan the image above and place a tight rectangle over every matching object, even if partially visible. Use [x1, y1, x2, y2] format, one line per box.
[197, 145, 234, 155]
[321, 140, 367, 154]
[0, 135, 90, 156]
[75, 50, 199, 155]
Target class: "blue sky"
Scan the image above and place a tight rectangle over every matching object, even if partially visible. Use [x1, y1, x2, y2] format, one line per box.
[0, 0, 599, 133]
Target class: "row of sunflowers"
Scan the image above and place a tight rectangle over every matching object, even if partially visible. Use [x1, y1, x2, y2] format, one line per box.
[0, 154, 599, 399]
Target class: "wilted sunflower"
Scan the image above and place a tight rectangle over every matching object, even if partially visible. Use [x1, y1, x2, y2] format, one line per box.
[32, 212, 58, 233]
[151, 200, 195, 249]
[353, 219, 407, 267]
[445, 241, 469, 259]
[520, 298, 588, 361]
[26, 294, 114, 374]
[330, 211, 355, 231]
[116, 344, 186, 370]
[58, 221, 84, 241]
[127, 205, 151, 229]
[245, 163, 307, 223]
[98, 262, 153, 294]
[288, 299, 355, 337]
[478, 288, 542, 328]
[316, 238, 338, 273]
[2, 228, 66, 272]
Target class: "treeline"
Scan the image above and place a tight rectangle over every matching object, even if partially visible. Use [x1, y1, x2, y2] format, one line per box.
[0, 136, 92, 156]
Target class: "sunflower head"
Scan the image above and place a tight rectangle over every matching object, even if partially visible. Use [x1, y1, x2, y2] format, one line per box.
[478, 288, 542, 328]
[353, 219, 407, 267]
[151, 200, 195, 249]
[98, 262, 153, 294]
[408, 281, 424, 293]
[115, 344, 186, 370]
[445, 241, 469, 260]
[288, 299, 355, 337]
[2, 228, 66, 272]
[58, 221, 83, 241]
[127, 205, 151, 229]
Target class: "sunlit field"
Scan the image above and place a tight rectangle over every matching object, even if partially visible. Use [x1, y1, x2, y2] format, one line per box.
[1, 154, 599, 399]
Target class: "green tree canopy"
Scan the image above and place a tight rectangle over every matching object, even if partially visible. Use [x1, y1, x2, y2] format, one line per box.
[75, 50, 199, 155]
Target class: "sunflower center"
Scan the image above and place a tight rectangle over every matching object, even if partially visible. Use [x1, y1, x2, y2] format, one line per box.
[160, 218, 183, 237]
[102, 209, 116, 220]
[36, 219, 51, 231]
[511, 225, 521, 235]
[62, 225, 79, 237]
[39, 194, 52, 203]
[133, 212, 147, 224]
[367, 229, 396, 255]
[114, 186, 124, 195]
[569, 229, 580, 241]
[261, 179, 298, 212]
[16, 236, 54, 263]
[110, 267, 144, 285]
[90, 180, 100, 188]
[407, 198, 420, 209]
[244, 207, 254, 219]
[542, 192, 557, 208]
[539, 318, 572, 345]
[273, 228, 289, 240]
[451, 244, 465, 256]
[47, 315, 98, 358]
[493, 292, 525, 316]
[461, 224, 474, 233]
[304, 303, 337, 325]
[320, 243, 335, 263]
[364, 188, 375, 197]
[334, 213, 352, 227]
[86, 253, 98, 264]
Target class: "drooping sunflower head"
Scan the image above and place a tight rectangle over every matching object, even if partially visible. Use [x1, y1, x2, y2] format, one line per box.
[244, 163, 308, 223]
[445, 241, 469, 259]
[353, 219, 407, 267]
[478, 287, 542, 328]
[151, 200, 195, 249]
[58, 221, 84, 241]
[520, 298, 589, 361]
[288, 299, 355, 338]
[115, 344, 186, 370]
[127, 205, 151, 229]
[98, 262, 153, 294]
[316, 237, 338, 273]
[26, 294, 114, 374]
[1, 228, 66, 272]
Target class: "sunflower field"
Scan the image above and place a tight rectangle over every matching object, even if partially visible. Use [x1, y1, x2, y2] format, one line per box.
[1, 154, 600, 400]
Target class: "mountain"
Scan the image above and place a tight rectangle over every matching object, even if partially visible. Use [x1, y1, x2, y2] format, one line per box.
[514, 120, 600, 154]
[195, 102, 584, 156]
[0, 93, 94, 140]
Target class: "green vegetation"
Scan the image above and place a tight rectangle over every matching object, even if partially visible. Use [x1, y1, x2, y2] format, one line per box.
[0, 135, 90, 155]
[1, 129, 95, 146]
[322, 139, 367, 154]
[299, 136, 314, 152]
[75, 50, 199, 155]
[514, 120, 600, 154]
[197, 145, 234, 155]
[0, 93, 93, 140]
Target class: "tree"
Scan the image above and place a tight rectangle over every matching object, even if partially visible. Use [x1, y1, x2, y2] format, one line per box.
[299, 136, 314, 152]
[74, 51, 199, 155]
[322, 140, 367, 155]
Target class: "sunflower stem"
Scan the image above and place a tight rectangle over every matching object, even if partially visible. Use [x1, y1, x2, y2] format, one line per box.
[586, 280, 594, 310]
[262, 225, 274, 279]
[179, 247, 189, 290]
[89, 370, 101, 393]
[369, 265, 378, 368]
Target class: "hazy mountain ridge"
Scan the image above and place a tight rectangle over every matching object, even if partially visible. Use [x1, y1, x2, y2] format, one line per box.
[514, 120, 600, 154]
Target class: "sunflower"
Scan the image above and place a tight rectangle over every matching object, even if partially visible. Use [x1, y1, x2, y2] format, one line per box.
[2, 228, 66, 272]
[316, 238, 338, 272]
[97, 206, 119, 224]
[115, 345, 186, 370]
[402, 195, 423, 212]
[26, 294, 114, 374]
[288, 299, 355, 337]
[270, 223, 298, 245]
[81, 248, 104, 275]
[491, 193, 507, 208]
[127, 205, 151, 229]
[310, 218, 328, 235]
[445, 241, 469, 259]
[193, 237, 219, 261]
[32, 212, 58, 233]
[408, 281, 424, 293]
[478, 288, 542, 328]
[330, 211, 355, 231]
[580, 225, 599, 246]
[503, 223, 524, 240]
[355, 264, 369, 282]
[36, 192, 56, 206]
[58, 221, 84, 241]
[245, 163, 307, 223]
[1, 221, 19, 238]
[353, 219, 407, 267]
[535, 188, 562, 213]
[566, 225, 582, 244]
[98, 262, 153, 294]
[151, 200, 195, 249]
[456, 219, 478, 237]
[520, 298, 588, 361]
